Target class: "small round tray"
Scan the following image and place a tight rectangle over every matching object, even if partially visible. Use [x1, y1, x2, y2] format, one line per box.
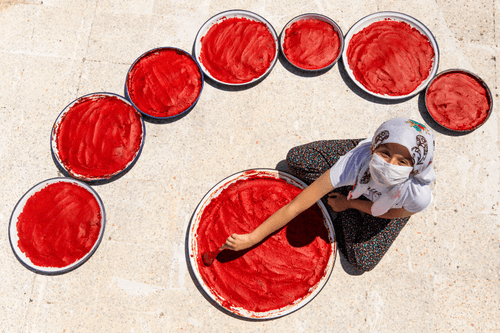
[193, 10, 279, 86]
[342, 11, 439, 99]
[125, 47, 204, 120]
[9, 178, 106, 275]
[188, 169, 336, 319]
[51, 92, 145, 182]
[424, 69, 493, 132]
[280, 13, 344, 72]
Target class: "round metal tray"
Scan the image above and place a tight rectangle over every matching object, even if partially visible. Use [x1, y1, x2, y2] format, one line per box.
[280, 13, 344, 72]
[125, 47, 204, 120]
[193, 10, 279, 86]
[51, 92, 145, 182]
[187, 168, 336, 319]
[342, 11, 439, 99]
[424, 68, 493, 132]
[9, 177, 106, 275]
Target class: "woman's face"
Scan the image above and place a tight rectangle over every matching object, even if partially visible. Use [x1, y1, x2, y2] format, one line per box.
[373, 143, 413, 167]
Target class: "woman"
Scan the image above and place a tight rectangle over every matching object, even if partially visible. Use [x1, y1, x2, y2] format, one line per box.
[224, 117, 436, 272]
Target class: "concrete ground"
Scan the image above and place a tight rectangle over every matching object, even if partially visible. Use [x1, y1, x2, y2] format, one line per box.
[1, 0, 499, 332]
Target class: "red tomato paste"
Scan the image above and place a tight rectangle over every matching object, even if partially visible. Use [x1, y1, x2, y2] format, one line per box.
[200, 17, 276, 84]
[196, 175, 332, 313]
[283, 18, 340, 70]
[55, 95, 143, 179]
[347, 19, 434, 96]
[127, 49, 202, 117]
[16, 181, 102, 268]
[426, 72, 490, 131]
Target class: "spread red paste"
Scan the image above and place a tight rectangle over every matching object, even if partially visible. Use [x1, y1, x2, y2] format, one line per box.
[196, 175, 332, 313]
[283, 19, 340, 70]
[200, 17, 276, 84]
[55, 95, 143, 179]
[16, 181, 102, 268]
[127, 49, 202, 117]
[347, 19, 434, 96]
[426, 72, 490, 130]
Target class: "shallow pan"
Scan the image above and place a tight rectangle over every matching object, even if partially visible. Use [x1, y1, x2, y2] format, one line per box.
[51, 92, 145, 182]
[187, 168, 336, 319]
[194, 10, 279, 86]
[342, 11, 439, 99]
[125, 47, 204, 120]
[280, 13, 344, 72]
[9, 177, 106, 275]
[424, 69, 493, 132]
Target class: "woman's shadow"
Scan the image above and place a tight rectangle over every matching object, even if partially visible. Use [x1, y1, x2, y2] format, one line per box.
[275, 159, 364, 276]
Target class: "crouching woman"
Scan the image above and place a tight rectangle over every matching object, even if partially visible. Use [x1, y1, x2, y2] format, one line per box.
[224, 117, 436, 272]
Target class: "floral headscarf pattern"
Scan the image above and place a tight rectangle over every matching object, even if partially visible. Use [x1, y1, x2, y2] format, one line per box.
[371, 118, 435, 178]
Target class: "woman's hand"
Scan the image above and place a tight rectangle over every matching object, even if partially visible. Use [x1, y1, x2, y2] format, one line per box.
[327, 193, 351, 212]
[328, 193, 415, 219]
[224, 233, 256, 251]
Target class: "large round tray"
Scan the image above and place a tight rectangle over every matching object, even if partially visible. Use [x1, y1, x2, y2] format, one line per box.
[125, 47, 204, 120]
[187, 169, 336, 319]
[51, 92, 145, 182]
[9, 177, 106, 275]
[342, 11, 439, 100]
[279, 13, 344, 72]
[193, 10, 279, 86]
[424, 68, 493, 133]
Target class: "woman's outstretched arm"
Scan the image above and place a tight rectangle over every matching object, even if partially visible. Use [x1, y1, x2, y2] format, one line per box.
[224, 171, 334, 251]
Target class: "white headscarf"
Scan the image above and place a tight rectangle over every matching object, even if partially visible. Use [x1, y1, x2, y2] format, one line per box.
[348, 117, 436, 216]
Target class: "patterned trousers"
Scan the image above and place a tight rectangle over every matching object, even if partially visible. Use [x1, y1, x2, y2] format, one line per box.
[286, 140, 410, 272]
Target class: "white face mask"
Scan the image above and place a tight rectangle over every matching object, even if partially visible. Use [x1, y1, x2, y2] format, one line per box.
[369, 153, 412, 186]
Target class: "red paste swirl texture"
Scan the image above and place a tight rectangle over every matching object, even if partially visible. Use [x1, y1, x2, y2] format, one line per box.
[196, 175, 331, 313]
[56, 95, 143, 179]
[127, 49, 202, 117]
[283, 19, 340, 70]
[16, 182, 102, 268]
[200, 17, 276, 84]
[426, 72, 490, 130]
[347, 19, 434, 96]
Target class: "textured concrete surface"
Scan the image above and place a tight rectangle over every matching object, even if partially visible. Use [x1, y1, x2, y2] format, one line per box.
[0, 0, 499, 332]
